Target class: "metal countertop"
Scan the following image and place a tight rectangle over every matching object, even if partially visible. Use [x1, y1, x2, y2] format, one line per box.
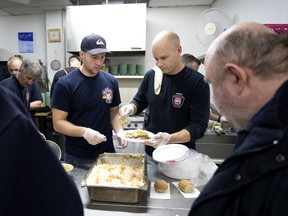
[69, 163, 197, 216]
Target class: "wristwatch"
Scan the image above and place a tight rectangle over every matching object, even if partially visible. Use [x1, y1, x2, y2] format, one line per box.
[217, 115, 222, 123]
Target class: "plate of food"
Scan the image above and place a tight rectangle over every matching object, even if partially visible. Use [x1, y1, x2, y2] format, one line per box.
[117, 129, 155, 143]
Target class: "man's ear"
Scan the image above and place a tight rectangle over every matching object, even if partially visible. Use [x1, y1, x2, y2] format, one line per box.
[225, 63, 248, 95]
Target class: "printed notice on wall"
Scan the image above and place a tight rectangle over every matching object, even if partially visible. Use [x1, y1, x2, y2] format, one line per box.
[18, 32, 34, 53]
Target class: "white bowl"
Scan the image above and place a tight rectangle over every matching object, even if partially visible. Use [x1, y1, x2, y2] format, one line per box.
[153, 144, 189, 163]
[62, 163, 74, 172]
[153, 144, 191, 180]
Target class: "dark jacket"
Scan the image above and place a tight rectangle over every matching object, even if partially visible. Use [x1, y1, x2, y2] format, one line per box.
[189, 80, 288, 216]
[0, 86, 83, 216]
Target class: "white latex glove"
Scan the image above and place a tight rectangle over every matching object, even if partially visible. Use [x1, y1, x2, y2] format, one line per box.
[119, 104, 135, 117]
[220, 116, 229, 123]
[115, 132, 128, 149]
[145, 132, 171, 148]
[83, 128, 107, 145]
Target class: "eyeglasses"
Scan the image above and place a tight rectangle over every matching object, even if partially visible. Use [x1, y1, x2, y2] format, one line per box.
[9, 69, 19, 72]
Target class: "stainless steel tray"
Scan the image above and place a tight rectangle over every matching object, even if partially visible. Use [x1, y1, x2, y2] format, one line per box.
[81, 153, 147, 203]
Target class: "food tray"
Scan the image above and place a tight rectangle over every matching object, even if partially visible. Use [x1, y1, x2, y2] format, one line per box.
[81, 153, 147, 203]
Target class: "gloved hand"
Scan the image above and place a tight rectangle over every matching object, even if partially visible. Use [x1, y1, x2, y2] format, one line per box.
[145, 132, 171, 148]
[115, 132, 128, 149]
[220, 116, 229, 123]
[119, 104, 135, 117]
[83, 128, 107, 145]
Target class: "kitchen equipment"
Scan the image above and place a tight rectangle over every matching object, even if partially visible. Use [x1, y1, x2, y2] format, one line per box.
[152, 144, 191, 179]
[46, 140, 61, 160]
[195, 8, 233, 47]
[81, 153, 148, 203]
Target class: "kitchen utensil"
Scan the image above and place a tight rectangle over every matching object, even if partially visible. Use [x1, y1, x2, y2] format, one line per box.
[81, 153, 147, 203]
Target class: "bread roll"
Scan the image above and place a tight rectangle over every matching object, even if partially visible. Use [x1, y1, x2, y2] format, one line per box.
[178, 180, 194, 193]
[154, 179, 168, 193]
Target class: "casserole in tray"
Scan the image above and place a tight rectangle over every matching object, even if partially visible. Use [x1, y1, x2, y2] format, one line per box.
[81, 153, 147, 203]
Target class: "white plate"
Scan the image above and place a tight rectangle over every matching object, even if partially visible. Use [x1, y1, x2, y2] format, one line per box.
[152, 144, 189, 163]
[117, 130, 154, 143]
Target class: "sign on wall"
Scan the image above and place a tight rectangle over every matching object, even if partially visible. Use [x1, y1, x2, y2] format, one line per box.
[18, 32, 34, 53]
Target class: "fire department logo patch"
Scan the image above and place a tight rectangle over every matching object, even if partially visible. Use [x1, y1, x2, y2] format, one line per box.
[172, 93, 185, 108]
[102, 87, 113, 104]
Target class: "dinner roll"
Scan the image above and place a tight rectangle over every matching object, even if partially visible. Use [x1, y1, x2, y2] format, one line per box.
[178, 180, 194, 193]
[154, 179, 168, 193]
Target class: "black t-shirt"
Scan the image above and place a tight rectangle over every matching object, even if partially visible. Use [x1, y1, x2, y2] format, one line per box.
[131, 66, 210, 156]
[50, 66, 78, 99]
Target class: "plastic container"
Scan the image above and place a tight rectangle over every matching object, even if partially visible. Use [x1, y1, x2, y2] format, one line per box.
[153, 144, 190, 179]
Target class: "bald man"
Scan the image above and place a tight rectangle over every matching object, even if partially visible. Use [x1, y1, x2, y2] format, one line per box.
[120, 31, 210, 158]
[7, 56, 23, 76]
[189, 22, 288, 215]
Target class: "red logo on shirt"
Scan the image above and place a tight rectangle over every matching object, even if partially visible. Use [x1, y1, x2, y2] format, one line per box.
[102, 87, 113, 104]
[172, 93, 184, 108]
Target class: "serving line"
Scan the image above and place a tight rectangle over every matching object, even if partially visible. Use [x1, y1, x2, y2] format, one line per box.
[69, 163, 199, 215]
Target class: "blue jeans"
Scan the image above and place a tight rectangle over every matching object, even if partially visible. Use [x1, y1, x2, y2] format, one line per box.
[65, 153, 95, 169]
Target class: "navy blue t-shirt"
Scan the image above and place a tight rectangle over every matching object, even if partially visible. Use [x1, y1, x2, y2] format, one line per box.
[52, 69, 121, 159]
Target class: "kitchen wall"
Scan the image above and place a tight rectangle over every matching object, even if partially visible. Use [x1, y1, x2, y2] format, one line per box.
[0, 0, 287, 103]
[0, 14, 46, 62]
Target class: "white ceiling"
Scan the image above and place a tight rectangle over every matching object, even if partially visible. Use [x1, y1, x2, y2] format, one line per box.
[0, 0, 214, 16]
[0, 0, 72, 16]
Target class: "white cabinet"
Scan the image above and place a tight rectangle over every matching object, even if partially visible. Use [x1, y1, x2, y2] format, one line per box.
[66, 4, 146, 52]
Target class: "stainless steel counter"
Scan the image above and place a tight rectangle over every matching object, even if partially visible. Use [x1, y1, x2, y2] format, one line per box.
[196, 129, 237, 164]
[69, 163, 197, 216]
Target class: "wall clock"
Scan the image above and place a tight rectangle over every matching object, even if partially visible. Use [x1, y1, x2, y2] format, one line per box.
[50, 59, 61, 70]
[48, 28, 61, 42]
